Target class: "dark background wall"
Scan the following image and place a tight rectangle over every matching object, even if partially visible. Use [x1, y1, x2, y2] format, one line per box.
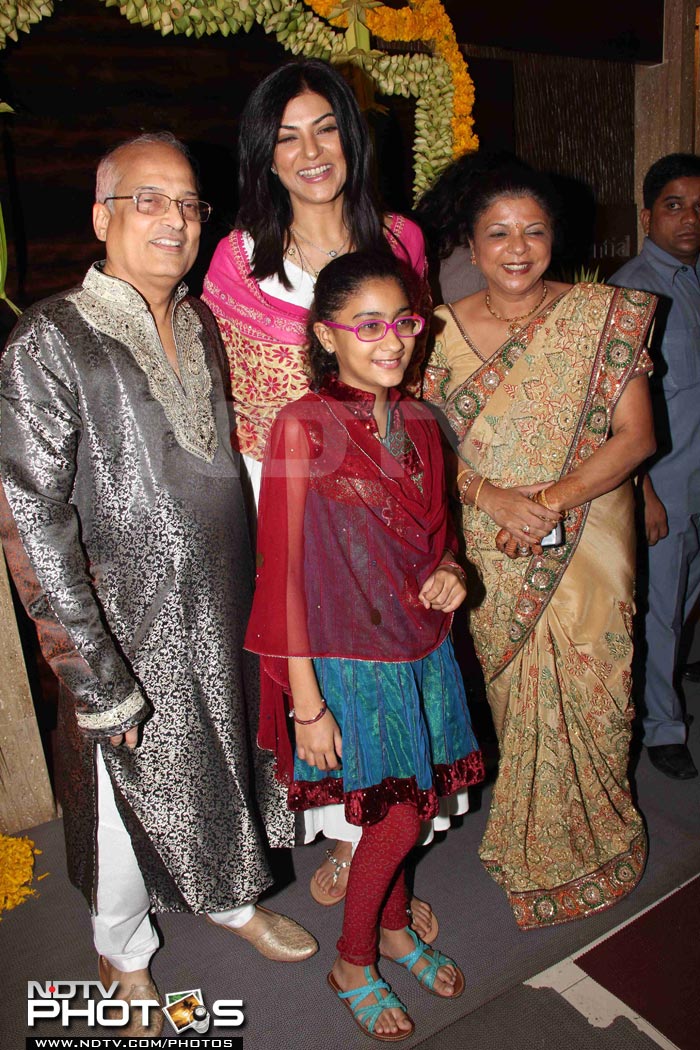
[446, 0, 664, 62]
[0, 0, 292, 314]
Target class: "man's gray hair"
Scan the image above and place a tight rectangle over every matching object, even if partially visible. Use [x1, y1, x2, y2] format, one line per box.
[95, 132, 196, 205]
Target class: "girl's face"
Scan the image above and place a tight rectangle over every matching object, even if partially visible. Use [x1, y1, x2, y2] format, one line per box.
[272, 91, 347, 212]
[471, 194, 553, 300]
[314, 277, 416, 398]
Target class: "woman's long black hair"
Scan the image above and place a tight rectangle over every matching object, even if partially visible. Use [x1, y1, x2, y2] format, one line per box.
[236, 59, 387, 287]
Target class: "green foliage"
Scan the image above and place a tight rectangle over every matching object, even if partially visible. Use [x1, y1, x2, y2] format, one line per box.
[0, 100, 20, 317]
[552, 263, 602, 285]
[0, 203, 21, 318]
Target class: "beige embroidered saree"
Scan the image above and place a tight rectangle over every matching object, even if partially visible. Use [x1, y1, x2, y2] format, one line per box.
[425, 283, 656, 929]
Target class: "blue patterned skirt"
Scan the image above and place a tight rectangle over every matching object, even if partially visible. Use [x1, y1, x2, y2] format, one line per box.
[288, 636, 484, 825]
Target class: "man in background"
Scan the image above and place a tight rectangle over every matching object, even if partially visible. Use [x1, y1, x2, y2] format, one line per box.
[610, 152, 700, 780]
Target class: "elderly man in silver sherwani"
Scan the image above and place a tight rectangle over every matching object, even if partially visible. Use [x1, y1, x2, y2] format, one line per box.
[0, 132, 317, 1037]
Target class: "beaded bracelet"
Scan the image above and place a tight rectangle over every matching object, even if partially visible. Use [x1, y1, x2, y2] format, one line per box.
[456, 467, 478, 497]
[290, 700, 328, 725]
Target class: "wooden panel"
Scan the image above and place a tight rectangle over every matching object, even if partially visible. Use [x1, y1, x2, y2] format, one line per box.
[462, 44, 635, 204]
[635, 0, 697, 209]
[461, 43, 636, 276]
[0, 554, 55, 833]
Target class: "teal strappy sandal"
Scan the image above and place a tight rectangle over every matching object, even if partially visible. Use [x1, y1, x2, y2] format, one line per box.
[384, 927, 465, 999]
[327, 967, 415, 1042]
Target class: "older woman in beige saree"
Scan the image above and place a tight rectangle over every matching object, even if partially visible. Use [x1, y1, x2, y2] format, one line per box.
[423, 165, 657, 929]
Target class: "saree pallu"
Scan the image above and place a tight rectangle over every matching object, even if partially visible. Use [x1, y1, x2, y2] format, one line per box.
[425, 283, 656, 929]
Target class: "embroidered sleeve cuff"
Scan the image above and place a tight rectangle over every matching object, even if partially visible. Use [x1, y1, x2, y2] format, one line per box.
[75, 688, 148, 735]
[422, 364, 450, 406]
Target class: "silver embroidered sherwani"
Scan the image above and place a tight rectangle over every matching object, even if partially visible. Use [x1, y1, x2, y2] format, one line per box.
[0, 263, 293, 912]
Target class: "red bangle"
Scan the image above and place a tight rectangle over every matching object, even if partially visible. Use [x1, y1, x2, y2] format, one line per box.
[291, 700, 328, 725]
[440, 560, 466, 582]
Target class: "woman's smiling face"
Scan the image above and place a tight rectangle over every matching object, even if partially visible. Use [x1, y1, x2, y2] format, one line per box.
[272, 91, 347, 212]
[471, 195, 554, 301]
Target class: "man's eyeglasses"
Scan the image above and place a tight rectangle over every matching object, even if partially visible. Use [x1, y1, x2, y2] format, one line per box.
[321, 315, 425, 342]
[102, 192, 212, 224]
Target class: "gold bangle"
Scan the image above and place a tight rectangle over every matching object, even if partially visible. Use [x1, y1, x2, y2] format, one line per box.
[536, 489, 550, 509]
[473, 476, 487, 512]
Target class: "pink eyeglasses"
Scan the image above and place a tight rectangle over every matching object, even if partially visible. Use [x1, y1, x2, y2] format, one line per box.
[321, 315, 425, 342]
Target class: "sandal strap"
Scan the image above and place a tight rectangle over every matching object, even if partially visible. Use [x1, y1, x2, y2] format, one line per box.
[392, 927, 426, 968]
[338, 967, 407, 1034]
[324, 848, 351, 887]
[393, 927, 454, 991]
[393, 942, 425, 972]
[338, 972, 390, 1003]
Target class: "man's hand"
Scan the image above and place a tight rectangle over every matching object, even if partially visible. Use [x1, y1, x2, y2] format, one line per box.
[642, 476, 668, 546]
[109, 725, 139, 749]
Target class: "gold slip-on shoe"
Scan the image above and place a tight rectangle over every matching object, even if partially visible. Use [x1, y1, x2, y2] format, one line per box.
[98, 956, 164, 1037]
[206, 905, 318, 962]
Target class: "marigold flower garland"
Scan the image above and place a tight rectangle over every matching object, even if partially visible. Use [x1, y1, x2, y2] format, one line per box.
[0, 833, 42, 918]
[305, 0, 477, 160]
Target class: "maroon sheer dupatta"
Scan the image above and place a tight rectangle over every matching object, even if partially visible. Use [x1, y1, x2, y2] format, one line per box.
[244, 377, 455, 779]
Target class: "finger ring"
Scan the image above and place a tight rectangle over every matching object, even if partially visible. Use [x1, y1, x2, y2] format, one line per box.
[522, 524, 530, 534]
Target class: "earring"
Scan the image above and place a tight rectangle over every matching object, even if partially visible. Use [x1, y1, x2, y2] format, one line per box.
[325, 346, 335, 355]
[271, 165, 277, 175]
[470, 250, 477, 266]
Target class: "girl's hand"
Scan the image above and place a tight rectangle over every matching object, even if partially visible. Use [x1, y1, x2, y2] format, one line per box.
[419, 565, 467, 612]
[295, 710, 343, 772]
[478, 482, 561, 548]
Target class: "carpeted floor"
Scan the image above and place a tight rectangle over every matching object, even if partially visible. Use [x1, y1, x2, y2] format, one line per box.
[416, 983, 663, 1050]
[576, 875, 700, 1050]
[2, 682, 700, 1049]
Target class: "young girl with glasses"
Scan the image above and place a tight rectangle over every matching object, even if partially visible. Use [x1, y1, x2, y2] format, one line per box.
[245, 251, 483, 1041]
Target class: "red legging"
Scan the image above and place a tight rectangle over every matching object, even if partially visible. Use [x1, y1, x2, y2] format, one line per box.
[337, 803, 421, 965]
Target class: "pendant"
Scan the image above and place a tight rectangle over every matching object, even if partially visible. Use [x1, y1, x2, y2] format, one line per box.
[328, 250, 338, 258]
